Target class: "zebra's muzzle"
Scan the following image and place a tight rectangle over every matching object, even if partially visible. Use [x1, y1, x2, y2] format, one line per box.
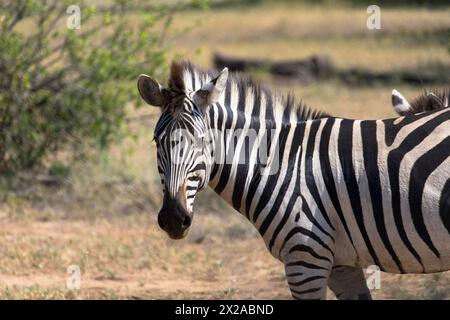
[158, 192, 192, 239]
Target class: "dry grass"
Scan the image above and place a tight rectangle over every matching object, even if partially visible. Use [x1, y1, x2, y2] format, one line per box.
[0, 214, 289, 299]
[167, 5, 450, 70]
[0, 210, 448, 299]
[1, 3, 450, 299]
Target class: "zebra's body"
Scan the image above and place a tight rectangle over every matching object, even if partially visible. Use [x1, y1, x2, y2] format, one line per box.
[138, 61, 450, 299]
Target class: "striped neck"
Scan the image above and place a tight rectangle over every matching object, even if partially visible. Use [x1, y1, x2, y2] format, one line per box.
[177, 61, 327, 217]
[202, 81, 325, 226]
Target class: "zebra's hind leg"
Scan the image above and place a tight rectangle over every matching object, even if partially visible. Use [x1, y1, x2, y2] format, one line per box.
[284, 261, 332, 300]
[328, 266, 372, 300]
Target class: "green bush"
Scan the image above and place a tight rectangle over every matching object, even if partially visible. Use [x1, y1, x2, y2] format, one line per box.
[0, 0, 198, 175]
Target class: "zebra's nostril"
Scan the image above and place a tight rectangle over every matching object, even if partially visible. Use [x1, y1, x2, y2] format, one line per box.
[182, 214, 192, 228]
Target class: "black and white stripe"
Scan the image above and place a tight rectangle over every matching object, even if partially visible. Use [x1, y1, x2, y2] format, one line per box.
[139, 62, 450, 300]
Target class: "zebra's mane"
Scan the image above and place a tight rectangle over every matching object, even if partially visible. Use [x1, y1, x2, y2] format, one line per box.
[168, 60, 328, 123]
[410, 88, 450, 113]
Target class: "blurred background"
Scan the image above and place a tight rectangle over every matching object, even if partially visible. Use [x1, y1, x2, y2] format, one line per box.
[0, 0, 449, 299]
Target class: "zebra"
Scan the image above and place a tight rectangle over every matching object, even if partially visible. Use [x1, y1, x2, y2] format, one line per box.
[391, 88, 449, 116]
[137, 61, 450, 300]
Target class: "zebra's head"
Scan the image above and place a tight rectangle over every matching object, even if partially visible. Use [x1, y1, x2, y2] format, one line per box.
[137, 63, 228, 239]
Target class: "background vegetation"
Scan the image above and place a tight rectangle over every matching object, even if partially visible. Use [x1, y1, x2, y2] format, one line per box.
[0, 0, 179, 175]
[0, 0, 449, 299]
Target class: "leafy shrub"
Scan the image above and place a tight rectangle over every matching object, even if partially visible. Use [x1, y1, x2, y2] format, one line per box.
[0, 0, 199, 175]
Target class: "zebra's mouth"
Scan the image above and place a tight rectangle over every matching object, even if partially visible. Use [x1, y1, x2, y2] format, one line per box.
[158, 192, 193, 240]
[166, 228, 190, 240]
[160, 216, 192, 240]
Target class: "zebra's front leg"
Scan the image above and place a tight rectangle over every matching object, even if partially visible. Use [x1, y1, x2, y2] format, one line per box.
[284, 248, 333, 299]
[328, 266, 372, 300]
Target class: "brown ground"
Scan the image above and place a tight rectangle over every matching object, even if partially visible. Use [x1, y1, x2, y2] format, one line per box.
[0, 214, 290, 299]
[0, 212, 449, 299]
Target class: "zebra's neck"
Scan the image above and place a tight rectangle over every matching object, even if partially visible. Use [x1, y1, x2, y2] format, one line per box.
[205, 78, 296, 210]
[180, 64, 326, 252]
[202, 81, 322, 260]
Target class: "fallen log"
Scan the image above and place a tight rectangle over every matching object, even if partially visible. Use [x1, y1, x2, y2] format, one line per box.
[214, 53, 335, 82]
[213, 53, 450, 86]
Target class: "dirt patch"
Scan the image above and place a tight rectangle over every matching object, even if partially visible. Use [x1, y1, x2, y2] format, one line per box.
[0, 217, 448, 299]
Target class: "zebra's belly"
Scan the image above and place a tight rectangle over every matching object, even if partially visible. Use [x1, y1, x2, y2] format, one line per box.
[348, 218, 450, 274]
[333, 248, 450, 274]
[331, 195, 450, 274]
[363, 255, 450, 274]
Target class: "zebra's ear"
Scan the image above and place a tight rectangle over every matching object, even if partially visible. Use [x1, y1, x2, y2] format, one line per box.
[391, 89, 412, 116]
[138, 74, 165, 107]
[193, 68, 228, 111]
